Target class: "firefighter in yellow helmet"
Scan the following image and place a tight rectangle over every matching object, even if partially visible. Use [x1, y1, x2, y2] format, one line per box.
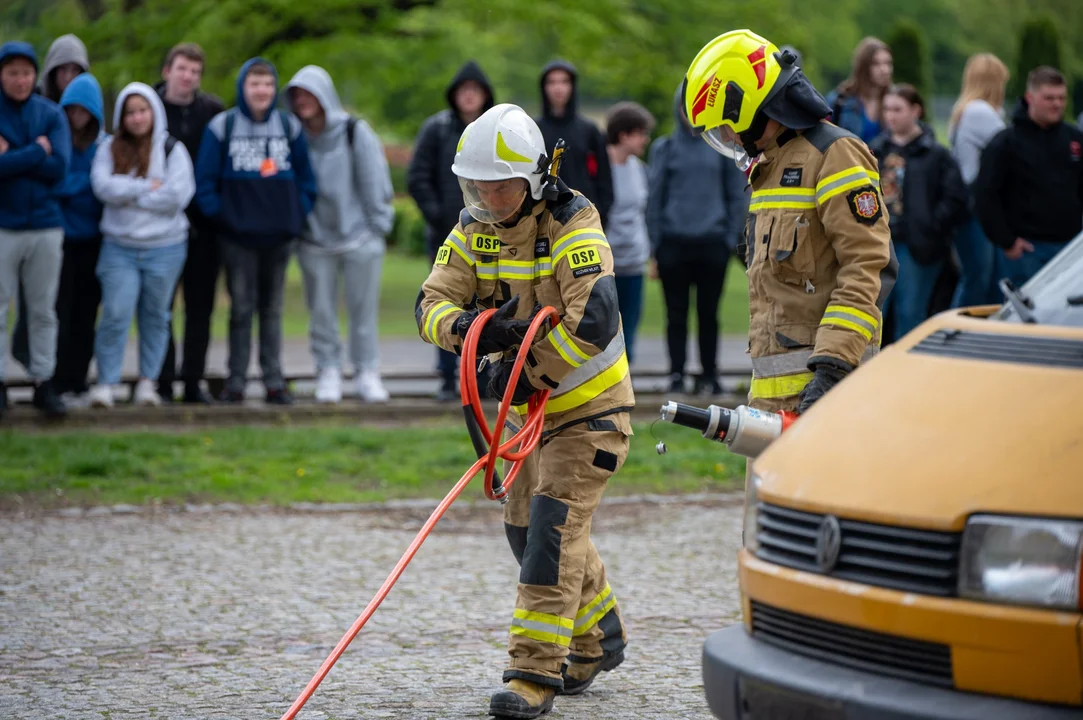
[682, 30, 897, 417]
[415, 102, 634, 718]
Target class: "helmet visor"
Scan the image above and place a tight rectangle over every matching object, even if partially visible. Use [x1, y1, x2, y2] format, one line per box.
[703, 125, 754, 172]
[459, 177, 528, 224]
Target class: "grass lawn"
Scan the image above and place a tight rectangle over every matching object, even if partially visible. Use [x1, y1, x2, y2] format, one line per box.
[186, 251, 751, 342]
[0, 421, 745, 511]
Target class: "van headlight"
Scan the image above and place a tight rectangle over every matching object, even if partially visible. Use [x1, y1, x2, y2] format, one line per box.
[742, 472, 761, 552]
[958, 515, 1082, 610]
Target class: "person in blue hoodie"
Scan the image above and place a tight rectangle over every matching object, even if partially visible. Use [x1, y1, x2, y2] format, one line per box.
[195, 58, 317, 405]
[0, 42, 71, 420]
[646, 85, 749, 397]
[52, 72, 106, 405]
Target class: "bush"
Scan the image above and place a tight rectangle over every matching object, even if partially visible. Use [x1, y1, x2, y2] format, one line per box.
[1012, 15, 1064, 101]
[886, 19, 931, 99]
[391, 197, 428, 257]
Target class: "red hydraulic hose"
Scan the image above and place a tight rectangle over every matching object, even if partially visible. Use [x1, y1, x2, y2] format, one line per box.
[279, 305, 561, 720]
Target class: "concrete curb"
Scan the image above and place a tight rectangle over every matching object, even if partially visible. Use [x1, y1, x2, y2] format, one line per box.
[16, 491, 743, 521]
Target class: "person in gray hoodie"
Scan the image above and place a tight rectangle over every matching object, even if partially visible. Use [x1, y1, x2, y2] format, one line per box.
[286, 65, 394, 404]
[646, 85, 749, 396]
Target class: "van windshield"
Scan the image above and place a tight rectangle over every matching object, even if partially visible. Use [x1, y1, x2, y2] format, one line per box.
[991, 231, 1083, 328]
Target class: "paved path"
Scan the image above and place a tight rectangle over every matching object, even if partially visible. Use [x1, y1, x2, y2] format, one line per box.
[0, 498, 744, 719]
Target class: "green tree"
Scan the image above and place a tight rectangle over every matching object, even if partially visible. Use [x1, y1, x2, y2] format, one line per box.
[1011, 15, 1063, 99]
[885, 19, 931, 98]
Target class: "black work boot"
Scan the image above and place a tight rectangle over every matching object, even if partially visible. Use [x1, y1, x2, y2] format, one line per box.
[489, 679, 555, 719]
[33, 380, 68, 419]
[559, 649, 625, 696]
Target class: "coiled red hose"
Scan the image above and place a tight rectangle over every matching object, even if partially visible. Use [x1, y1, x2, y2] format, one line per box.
[279, 305, 560, 720]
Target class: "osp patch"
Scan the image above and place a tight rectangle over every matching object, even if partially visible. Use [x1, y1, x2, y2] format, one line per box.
[847, 188, 882, 225]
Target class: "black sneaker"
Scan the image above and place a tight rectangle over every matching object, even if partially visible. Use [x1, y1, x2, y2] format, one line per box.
[33, 380, 68, 419]
[265, 388, 294, 405]
[666, 373, 685, 394]
[158, 384, 176, 403]
[183, 383, 214, 404]
[218, 388, 245, 404]
[694, 374, 723, 396]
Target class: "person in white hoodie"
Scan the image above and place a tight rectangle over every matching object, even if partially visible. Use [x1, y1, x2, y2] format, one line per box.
[89, 82, 195, 407]
[285, 65, 394, 403]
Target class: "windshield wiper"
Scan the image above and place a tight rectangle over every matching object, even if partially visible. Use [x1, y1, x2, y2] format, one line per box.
[999, 279, 1038, 324]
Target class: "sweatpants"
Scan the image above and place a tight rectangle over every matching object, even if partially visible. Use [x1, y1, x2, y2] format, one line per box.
[0, 228, 63, 382]
[656, 240, 731, 378]
[296, 238, 384, 373]
[220, 238, 291, 393]
[159, 226, 221, 395]
[54, 237, 103, 395]
[500, 415, 632, 689]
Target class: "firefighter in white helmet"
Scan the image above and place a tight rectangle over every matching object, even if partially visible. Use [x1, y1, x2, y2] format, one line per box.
[416, 103, 634, 718]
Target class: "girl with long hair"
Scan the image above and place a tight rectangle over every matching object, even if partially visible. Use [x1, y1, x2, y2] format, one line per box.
[89, 82, 194, 408]
[947, 53, 1010, 308]
[826, 37, 894, 143]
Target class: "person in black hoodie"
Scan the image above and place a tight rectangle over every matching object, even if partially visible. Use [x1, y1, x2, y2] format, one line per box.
[407, 60, 494, 401]
[535, 59, 613, 227]
[870, 84, 967, 344]
[152, 43, 225, 404]
[975, 66, 1083, 289]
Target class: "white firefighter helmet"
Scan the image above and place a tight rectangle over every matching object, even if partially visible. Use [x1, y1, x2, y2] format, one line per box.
[452, 103, 549, 223]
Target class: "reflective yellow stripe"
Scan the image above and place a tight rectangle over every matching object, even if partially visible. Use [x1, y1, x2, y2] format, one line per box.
[815, 166, 879, 205]
[574, 583, 617, 636]
[553, 239, 607, 267]
[749, 187, 816, 212]
[476, 260, 498, 281]
[547, 324, 590, 368]
[552, 228, 608, 265]
[510, 608, 573, 647]
[749, 371, 814, 400]
[425, 301, 458, 346]
[820, 304, 877, 341]
[541, 351, 628, 414]
[445, 229, 475, 266]
[491, 258, 553, 280]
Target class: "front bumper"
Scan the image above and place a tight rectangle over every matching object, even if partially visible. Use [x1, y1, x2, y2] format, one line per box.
[703, 625, 1081, 720]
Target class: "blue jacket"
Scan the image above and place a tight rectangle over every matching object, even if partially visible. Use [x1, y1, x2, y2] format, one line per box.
[194, 57, 317, 246]
[825, 88, 881, 145]
[54, 73, 105, 241]
[0, 42, 71, 231]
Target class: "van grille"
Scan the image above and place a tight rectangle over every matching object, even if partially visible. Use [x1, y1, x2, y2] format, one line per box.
[750, 601, 954, 687]
[755, 503, 961, 596]
[911, 329, 1083, 368]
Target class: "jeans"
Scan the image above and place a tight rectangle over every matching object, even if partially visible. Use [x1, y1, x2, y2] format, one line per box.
[220, 238, 291, 392]
[883, 244, 943, 344]
[656, 240, 731, 377]
[54, 238, 103, 394]
[159, 226, 221, 395]
[994, 240, 1065, 291]
[0, 228, 64, 382]
[951, 216, 999, 308]
[297, 239, 384, 373]
[94, 240, 188, 384]
[614, 274, 644, 365]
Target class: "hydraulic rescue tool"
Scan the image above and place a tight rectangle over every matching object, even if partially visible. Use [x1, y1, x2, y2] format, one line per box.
[658, 401, 798, 459]
[279, 305, 560, 720]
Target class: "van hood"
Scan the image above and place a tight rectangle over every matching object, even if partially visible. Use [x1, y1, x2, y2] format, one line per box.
[752, 311, 1083, 531]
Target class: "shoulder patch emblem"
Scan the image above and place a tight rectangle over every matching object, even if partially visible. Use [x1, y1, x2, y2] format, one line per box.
[434, 244, 452, 266]
[780, 167, 803, 187]
[847, 188, 882, 225]
[470, 233, 501, 254]
[534, 238, 550, 258]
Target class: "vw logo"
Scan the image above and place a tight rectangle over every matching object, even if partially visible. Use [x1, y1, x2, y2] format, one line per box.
[815, 515, 842, 573]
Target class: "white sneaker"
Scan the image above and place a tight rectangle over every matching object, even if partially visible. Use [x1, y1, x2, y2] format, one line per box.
[315, 367, 343, 404]
[133, 378, 162, 407]
[88, 384, 115, 409]
[356, 370, 390, 403]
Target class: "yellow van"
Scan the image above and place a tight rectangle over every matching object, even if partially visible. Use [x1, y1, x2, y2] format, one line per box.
[703, 234, 1083, 719]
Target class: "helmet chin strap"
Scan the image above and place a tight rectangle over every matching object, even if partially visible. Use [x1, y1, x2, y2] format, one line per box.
[737, 108, 772, 158]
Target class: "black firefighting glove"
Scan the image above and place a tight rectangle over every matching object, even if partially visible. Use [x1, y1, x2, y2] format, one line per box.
[486, 360, 540, 405]
[455, 296, 537, 355]
[796, 357, 854, 414]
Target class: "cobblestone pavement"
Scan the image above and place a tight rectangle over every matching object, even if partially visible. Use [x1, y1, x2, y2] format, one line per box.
[0, 498, 745, 720]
